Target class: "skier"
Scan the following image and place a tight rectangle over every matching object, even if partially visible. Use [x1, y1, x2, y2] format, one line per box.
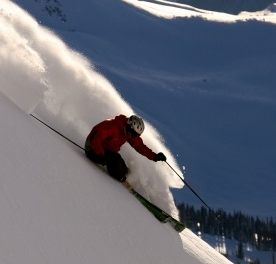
[85, 114, 167, 183]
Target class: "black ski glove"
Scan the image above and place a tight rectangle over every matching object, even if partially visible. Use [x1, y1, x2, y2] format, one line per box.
[154, 152, 167, 162]
[96, 154, 107, 165]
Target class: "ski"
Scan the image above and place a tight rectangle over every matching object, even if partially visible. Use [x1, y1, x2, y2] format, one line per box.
[124, 183, 185, 232]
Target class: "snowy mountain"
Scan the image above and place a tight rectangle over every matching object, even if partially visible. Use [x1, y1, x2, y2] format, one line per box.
[1, 0, 276, 263]
[171, 0, 275, 15]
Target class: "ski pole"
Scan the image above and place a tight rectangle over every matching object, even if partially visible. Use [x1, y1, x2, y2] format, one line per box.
[166, 161, 221, 221]
[30, 114, 85, 151]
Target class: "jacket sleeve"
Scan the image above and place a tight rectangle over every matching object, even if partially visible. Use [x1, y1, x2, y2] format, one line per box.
[128, 137, 156, 160]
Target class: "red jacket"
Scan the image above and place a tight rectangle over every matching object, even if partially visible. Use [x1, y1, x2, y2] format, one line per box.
[85, 115, 156, 160]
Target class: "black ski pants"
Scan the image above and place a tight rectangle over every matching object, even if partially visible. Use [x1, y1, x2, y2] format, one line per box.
[85, 149, 128, 183]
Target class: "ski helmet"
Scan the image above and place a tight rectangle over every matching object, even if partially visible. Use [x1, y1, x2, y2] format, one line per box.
[127, 115, 145, 135]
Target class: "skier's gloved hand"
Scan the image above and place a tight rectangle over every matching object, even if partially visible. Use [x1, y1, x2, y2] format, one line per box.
[154, 152, 167, 162]
[96, 154, 107, 165]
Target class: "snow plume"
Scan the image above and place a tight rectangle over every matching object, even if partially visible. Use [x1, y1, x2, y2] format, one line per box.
[0, 1, 46, 113]
[0, 0, 183, 217]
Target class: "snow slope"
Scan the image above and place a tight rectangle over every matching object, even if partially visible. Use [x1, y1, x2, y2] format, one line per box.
[0, 91, 231, 264]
